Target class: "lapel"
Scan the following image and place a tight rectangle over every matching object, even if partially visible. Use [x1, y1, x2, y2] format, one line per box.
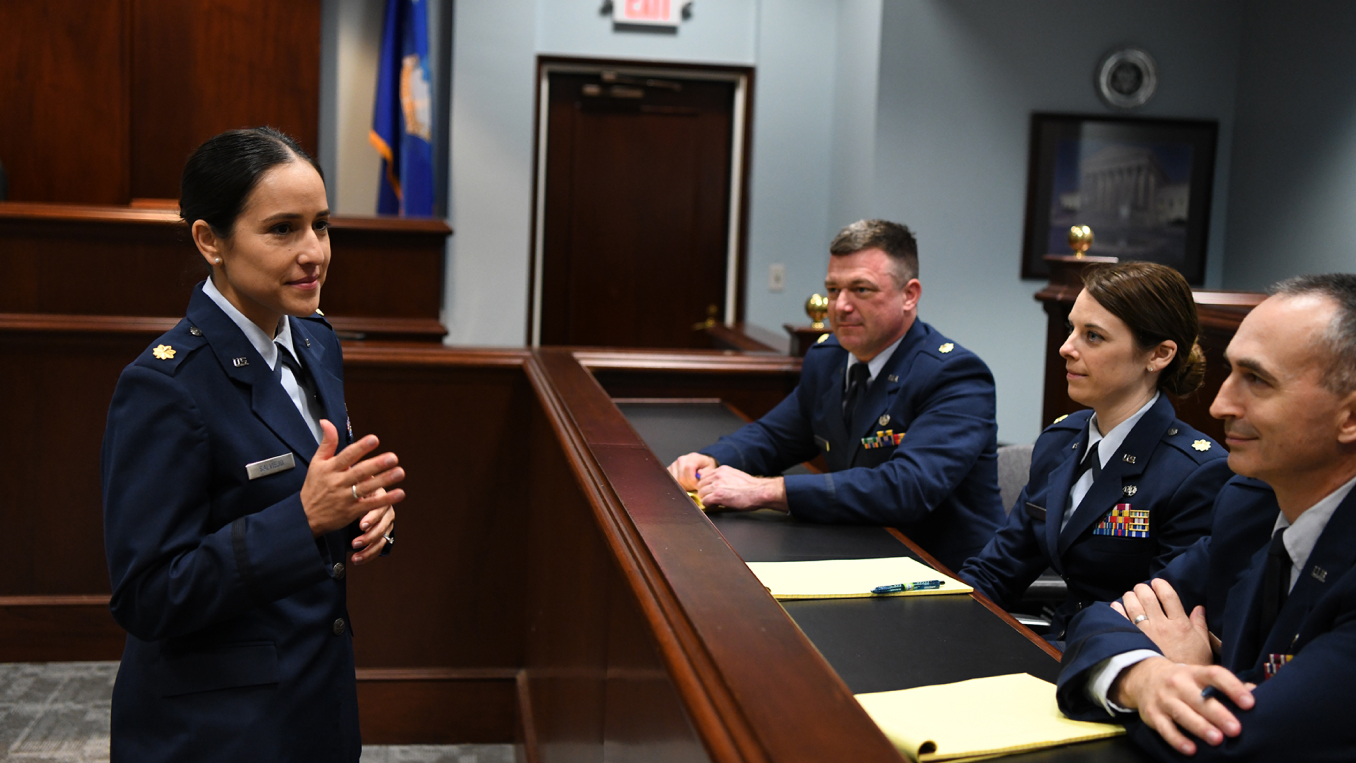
[816, 357, 851, 470]
[1057, 396, 1172, 556]
[1228, 488, 1356, 672]
[845, 321, 924, 464]
[186, 286, 321, 465]
[292, 318, 346, 441]
[1042, 432, 1083, 571]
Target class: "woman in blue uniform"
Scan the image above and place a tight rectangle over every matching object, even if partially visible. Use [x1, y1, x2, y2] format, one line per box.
[959, 262, 1232, 644]
[101, 128, 405, 762]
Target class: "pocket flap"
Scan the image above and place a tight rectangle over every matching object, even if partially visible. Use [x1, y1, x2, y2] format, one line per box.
[160, 641, 279, 697]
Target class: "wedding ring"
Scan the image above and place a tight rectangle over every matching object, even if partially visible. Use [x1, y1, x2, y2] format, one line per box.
[1133, 615, 1148, 625]
[382, 532, 395, 545]
[352, 484, 360, 501]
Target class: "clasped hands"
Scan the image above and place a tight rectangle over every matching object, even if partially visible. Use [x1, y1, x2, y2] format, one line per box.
[666, 453, 788, 512]
[300, 419, 405, 565]
[1109, 578, 1256, 756]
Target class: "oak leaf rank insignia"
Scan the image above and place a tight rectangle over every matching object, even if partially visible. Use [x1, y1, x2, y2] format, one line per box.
[152, 345, 176, 360]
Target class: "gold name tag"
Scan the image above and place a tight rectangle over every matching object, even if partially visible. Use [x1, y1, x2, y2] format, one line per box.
[245, 453, 296, 480]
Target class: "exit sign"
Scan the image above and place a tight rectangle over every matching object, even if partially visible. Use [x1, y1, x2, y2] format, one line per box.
[614, 0, 680, 27]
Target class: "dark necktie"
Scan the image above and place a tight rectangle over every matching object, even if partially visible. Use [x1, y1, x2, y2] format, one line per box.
[1075, 439, 1102, 482]
[1259, 527, 1291, 646]
[843, 362, 871, 424]
[276, 342, 322, 430]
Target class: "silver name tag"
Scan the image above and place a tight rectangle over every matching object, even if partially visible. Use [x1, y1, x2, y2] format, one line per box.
[245, 453, 296, 480]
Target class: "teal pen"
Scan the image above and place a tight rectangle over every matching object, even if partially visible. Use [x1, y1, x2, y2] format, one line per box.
[871, 580, 944, 594]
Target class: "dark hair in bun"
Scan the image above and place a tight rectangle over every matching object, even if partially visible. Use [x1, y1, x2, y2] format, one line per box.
[1082, 261, 1205, 397]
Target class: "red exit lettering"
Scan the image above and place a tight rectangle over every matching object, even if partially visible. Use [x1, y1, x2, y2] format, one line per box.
[625, 0, 671, 22]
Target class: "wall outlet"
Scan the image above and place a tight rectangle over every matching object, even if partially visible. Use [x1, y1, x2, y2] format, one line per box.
[768, 263, 786, 292]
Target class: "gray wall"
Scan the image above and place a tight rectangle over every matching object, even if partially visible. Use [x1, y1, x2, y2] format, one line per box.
[1224, 0, 1356, 290]
[871, 0, 1241, 443]
[744, 0, 840, 327]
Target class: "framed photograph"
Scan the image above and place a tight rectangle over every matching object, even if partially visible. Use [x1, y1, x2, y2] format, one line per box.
[1020, 113, 1218, 285]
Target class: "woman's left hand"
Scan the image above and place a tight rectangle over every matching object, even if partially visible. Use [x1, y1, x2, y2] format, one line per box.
[350, 488, 395, 565]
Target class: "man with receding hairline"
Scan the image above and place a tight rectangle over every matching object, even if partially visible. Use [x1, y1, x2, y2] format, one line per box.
[1056, 273, 1356, 760]
[667, 219, 1003, 570]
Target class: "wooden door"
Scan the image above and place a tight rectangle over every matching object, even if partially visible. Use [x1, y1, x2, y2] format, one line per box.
[538, 68, 741, 348]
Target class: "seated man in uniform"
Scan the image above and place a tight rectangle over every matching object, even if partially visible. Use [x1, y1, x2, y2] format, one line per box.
[1056, 274, 1356, 759]
[667, 219, 1002, 571]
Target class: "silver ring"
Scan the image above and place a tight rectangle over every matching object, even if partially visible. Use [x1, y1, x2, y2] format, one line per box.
[1133, 615, 1148, 625]
[352, 484, 360, 501]
[382, 532, 395, 545]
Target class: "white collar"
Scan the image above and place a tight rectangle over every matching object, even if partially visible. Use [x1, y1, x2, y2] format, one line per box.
[1085, 392, 1160, 467]
[202, 277, 296, 370]
[845, 332, 906, 387]
[1272, 471, 1356, 583]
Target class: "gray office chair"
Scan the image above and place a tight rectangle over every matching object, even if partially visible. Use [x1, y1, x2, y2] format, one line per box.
[994, 442, 1066, 633]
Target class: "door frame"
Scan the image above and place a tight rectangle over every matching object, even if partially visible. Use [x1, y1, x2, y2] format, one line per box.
[526, 56, 755, 347]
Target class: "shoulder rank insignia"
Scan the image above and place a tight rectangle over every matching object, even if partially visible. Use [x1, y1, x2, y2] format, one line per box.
[938, 342, 955, 353]
[1093, 503, 1150, 538]
[862, 429, 905, 449]
[816, 333, 830, 344]
[1192, 439, 1212, 452]
[315, 309, 325, 316]
[152, 344, 176, 360]
[1052, 414, 1068, 424]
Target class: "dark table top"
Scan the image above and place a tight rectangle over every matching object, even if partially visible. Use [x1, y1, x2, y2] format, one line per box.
[618, 400, 1148, 763]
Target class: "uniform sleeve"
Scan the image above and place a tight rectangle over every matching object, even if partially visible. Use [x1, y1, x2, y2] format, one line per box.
[1152, 457, 1232, 575]
[1057, 536, 1214, 721]
[959, 483, 1049, 609]
[699, 382, 819, 476]
[102, 365, 329, 641]
[1124, 608, 1356, 760]
[782, 352, 996, 525]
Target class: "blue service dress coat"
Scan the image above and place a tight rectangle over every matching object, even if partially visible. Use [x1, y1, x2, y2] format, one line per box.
[959, 396, 1231, 640]
[1057, 476, 1356, 760]
[699, 319, 1003, 571]
[102, 284, 364, 763]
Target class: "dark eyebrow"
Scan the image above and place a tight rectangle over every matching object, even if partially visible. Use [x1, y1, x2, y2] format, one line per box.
[261, 210, 329, 224]
[1228, 353, 1277, 384]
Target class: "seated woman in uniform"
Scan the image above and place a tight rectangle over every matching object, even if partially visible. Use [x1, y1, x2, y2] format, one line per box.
[959, 261, 1232, 645]
[102, 127, 404, 762]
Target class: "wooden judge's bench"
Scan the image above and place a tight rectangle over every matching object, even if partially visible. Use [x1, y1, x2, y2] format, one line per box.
[0, 210, 1263, 761]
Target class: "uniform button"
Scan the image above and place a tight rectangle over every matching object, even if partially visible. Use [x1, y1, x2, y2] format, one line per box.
[332, 562, 345, 580]
[333, 618, 347, 635]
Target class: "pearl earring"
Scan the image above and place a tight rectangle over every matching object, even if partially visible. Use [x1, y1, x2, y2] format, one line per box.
[214, 258, 222, 264]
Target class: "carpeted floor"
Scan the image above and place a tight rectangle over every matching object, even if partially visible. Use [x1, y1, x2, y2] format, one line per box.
[0, 663, 514, 763]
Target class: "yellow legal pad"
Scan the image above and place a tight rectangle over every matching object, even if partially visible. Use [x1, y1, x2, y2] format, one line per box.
[855, 673, 1125, 762]
[744, 556, 971, 599]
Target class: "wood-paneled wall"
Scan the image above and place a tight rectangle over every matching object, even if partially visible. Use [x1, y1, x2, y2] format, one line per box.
[0, 203, 450, 341]
[0, 0, 320, 205]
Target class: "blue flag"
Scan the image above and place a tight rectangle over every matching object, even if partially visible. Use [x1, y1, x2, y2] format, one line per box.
[370, 0, 435, 216]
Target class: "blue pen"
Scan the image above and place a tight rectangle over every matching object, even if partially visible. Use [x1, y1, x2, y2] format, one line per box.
[872, 580, 944, 594]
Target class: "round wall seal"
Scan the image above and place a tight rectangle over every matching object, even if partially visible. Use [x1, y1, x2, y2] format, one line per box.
[1096, 48, 1158, 110]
